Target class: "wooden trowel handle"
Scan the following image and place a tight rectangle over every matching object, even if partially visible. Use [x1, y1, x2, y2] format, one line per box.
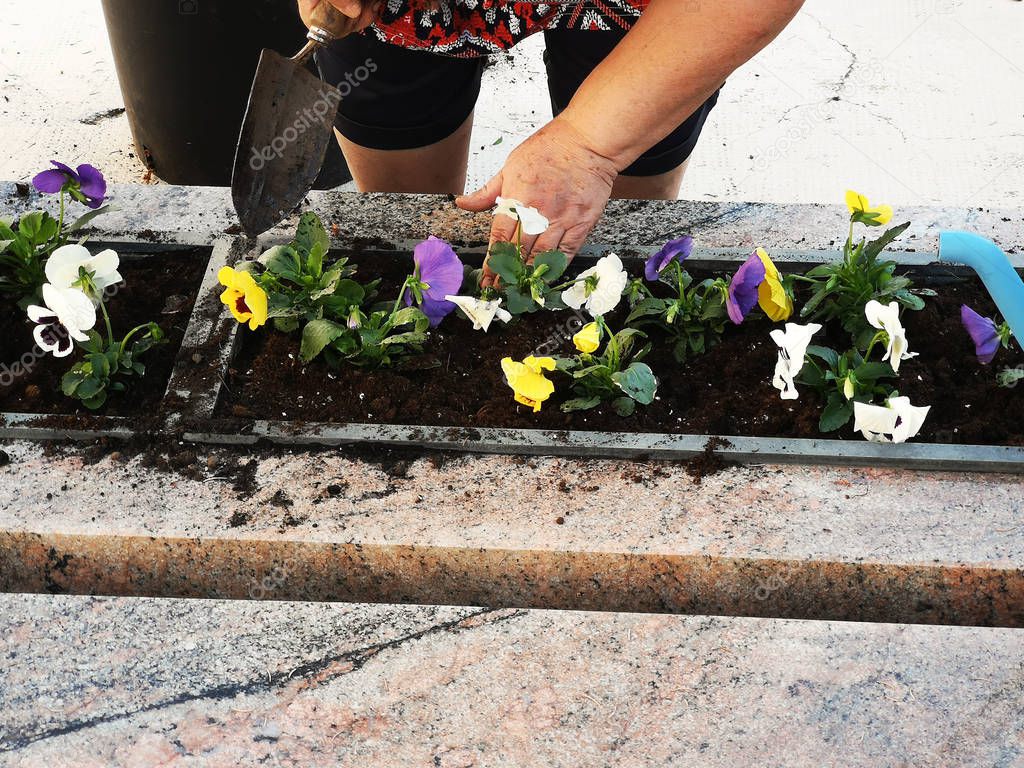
[305, 1, 363, 45]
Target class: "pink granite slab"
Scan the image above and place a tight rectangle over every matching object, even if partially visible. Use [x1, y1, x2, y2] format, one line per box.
[1, 594, 1021, 766]
[1, 442, 1021, 626]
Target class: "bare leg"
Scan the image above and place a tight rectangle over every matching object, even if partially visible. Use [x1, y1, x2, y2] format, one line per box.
[611, 158, 690, 200]
[335, 111, 475, 194]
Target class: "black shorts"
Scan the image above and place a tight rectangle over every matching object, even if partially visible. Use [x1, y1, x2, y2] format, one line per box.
[316, 31, 720, 177]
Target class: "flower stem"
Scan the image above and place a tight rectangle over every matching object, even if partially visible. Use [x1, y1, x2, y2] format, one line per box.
[118, 324, 152, 357]
[98, 296, 114, 347]
[391, 277, 411, 317]
[57, 191, 66, 239]
[864, 330, 887, 360]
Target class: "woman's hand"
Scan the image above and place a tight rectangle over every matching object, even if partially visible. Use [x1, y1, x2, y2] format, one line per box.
[456, 116, 619, 288]
[297, 0, 380, 33]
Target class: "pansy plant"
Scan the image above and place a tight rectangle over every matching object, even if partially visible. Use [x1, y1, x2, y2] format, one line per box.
[220, 214, 445, 369]
[960, 304, 1022, 389]
[554, 318, 658, 416]
[625, 238, 729, 363]
[796, 190, 933, 345]
[798, 345, 899, 432]
[486, 199, 569, 314]
[297, 235, 459, 368]
[1, 161, 112, 304]
[25, 248, 165, 410]
[245, 211, 361, 332]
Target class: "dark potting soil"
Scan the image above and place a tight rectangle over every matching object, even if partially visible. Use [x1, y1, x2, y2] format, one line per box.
[0, 252, 208, 417]
[217, 256, 1024, 446]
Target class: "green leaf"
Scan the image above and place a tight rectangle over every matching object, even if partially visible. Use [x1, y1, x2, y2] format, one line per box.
[332, 278, 364, 305]
[88, 352, 110, 378]
[625, 297, 668, 325]
[894, 290, 925, 311]
[804, 263, 838, 279]
[309, 265, 342, 299]
[81, 391, 108, 410]
[805, 345, 840, 368]
[854, 361, 897, 381]
[802, 283, 835, 315]
[997, 368, 1024, 388]
[541, 290, 566, 310]
[61, 371, 86, 396]
[307, 242, 326, 278]
[503, 286, 536, 315]
[532, 250, 568, 283]
[819, 397, 854, 432]
[862, 222, 911, 263]
[82, 330, 104, 353]
[798, 364, 825, 388]
[561, 396, 603, 413]
[380, 330, 427, 347]
[299, 319, 346, 362]
[611, 396, 636, 417]
[273, 316, 300, 333]
[17, 211, 58, 246]
[611, 362, 657, 405]
[75, 376, 105, 401]
[294, 211, 330, 260]
[488, 243, 525, 285]
[390, 306, 428, 331]
[66, 204, 114, 233]
[259, 245, 302, 282]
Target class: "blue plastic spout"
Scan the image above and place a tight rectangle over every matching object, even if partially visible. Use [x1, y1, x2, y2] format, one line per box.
[938, 231, 1024, 347]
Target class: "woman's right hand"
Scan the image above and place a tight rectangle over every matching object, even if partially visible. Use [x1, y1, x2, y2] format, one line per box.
[297, 0, 380, 33]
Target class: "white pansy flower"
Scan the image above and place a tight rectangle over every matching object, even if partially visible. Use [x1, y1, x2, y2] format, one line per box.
[864, 299, 917, 373]
[444, 295, 512, 332]
[561, 253, 628, 318]
[26, 283, 97, 357]
[769, 322, 822, 400]
[853, 396, 931, 444]
[494, 197, 549, 236]
[45, 244, 122, 300]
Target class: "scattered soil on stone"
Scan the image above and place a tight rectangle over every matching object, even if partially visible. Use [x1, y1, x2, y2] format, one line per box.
[0, 252, 207, 417]
[686, 436, 735, 483]
[218, 255, 1024, 446]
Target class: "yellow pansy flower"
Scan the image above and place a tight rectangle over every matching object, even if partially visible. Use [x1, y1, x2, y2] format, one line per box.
[755, 248, 793, 322]
[845, 190, 893, 227]
[572, 322, 601, 354]
[218, 266, 268, 330]
[501, 355, 556, 412]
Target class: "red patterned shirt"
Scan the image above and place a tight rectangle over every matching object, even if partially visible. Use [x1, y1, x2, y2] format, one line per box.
[367, 0, 650, 57]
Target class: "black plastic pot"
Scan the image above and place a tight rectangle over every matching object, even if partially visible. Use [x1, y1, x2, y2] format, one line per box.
[100, 0, 350, 188]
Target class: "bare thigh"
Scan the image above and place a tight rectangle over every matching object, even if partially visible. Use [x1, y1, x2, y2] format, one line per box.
[335, 111, 475, 194]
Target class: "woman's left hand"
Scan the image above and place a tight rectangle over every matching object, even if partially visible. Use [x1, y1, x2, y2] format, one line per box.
[456, 116, 619, 288]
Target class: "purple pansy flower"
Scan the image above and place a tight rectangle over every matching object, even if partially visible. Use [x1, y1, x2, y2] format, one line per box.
[960, 304, 1001, 364]
[644, 236, 694, 281]
[32, 161, 107, 209]
[405, 236, 464, 327]
[726, 251, 767, 325]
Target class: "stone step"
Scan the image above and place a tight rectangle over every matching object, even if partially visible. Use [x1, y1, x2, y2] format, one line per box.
[1, 440, 1021, 627]
[1, 593, 1021, 766]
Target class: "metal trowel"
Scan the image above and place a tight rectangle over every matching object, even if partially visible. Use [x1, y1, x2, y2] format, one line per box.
[231, 3, 360, 236]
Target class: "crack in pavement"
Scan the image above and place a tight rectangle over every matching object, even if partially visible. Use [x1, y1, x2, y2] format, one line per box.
[0, 607, 527, 753]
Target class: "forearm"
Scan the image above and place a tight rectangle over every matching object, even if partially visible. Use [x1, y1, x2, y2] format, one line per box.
[559, 0, 805, 171]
